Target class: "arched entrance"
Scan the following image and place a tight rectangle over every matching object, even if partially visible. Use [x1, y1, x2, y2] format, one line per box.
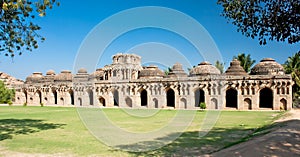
[36, 90, 42, 104]
[244, 98, 252, 110]
[69, 89, 74, 105]
[99, 97, 106, 106]
[87, 89, 93, 105]
[195, 88, 205, 107]
[226, 88, 238, 108]
[259, 88, 273, 108]
[280, 98, 287, 110]
[113, 90, 119, 106]
[140, 89, 147, 106]
[52, 89, 57, 105]
[166, 88, 175, 107]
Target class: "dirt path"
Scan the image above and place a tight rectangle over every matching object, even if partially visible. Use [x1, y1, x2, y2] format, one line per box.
[211, 110, 300, 157]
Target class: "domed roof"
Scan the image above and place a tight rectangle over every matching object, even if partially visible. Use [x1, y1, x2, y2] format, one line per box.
[168, 63, 187, 78]
[54, 70, 73, 81]
[26, 72, 44, 83]
[139, 65, 165, 79]
[77, 68, 88, 74]
[46, 70, 55, 76]
[89, 68, 104, 80]
[250, 58, 284, 75]
[225, 59, 247, 75]
[190, 61, 221, 76]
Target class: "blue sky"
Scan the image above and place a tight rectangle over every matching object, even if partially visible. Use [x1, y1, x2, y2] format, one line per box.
[0, 0, 299, 80]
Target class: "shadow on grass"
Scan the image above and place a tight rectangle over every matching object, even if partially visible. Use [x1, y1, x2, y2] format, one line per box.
[113, 120, 300, 156]
[0, 119, 65, 141]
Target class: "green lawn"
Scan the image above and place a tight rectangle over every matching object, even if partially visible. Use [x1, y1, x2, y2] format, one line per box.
[0, 106, 282, 156]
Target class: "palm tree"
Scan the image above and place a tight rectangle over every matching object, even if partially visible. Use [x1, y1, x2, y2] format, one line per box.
[233, 53, 256, 73]
[215, 60, 225, 73]
[283, 52, 300, 99]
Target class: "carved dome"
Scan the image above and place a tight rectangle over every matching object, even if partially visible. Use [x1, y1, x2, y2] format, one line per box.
[190, 61, 221, 76]
[250, 58, 284, 75]
[26, 72, 44, 83]
[54, 70, 73, 81]
[89, 68, 104, 80]
[225, 59, 247, 75]
[77, 68, 88, 74]
[46, 70, 55, 76]
[168, 63, 188, 78]
[139, 65, 165, 79]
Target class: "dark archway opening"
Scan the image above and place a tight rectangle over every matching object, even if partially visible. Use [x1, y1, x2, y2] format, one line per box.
[69, 89, 74, 105]
[36, 90, 42, 104]
[99, 97, 106, 106]
[140, 89, 147, 106]
[226, 88, 238, 108]
[195, 88, 205, 107]
[52, 89, 57, 105]
[166, 89, 175, 107]
[125, 97, 132, 107]
[259, 88, 273, 108]
[87, 89, 93, 105]
[113, 90, 119, 106]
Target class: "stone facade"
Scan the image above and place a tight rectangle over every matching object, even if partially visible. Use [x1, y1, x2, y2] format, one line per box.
[13, 53, 293, 110]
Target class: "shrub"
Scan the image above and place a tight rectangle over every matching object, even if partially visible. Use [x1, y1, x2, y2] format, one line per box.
[23, 102, 27, 107]
[200, 102, 206, 110]
[0, 81, 15, 104]
[8, 101, 13, 106]
[40, 102, 44, 107]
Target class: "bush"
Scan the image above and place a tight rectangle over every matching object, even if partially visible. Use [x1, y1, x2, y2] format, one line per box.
[8, 101, 13, 106]
[23, 102, 27, 107]
[200, 102, 206, 110]
[40, 102, 44, 107]
[0, 81, 15, 104]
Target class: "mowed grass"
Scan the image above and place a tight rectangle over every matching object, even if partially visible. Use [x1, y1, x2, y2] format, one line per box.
[0, 106, 282, 156]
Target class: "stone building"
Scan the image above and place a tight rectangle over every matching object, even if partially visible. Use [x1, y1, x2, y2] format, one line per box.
[14, 53, 293, 110]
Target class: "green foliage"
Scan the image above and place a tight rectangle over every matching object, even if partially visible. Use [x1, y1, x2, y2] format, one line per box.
[199, 102, 206, 110]
[215, 60, 225, 73]
[164, 67, 172, 75]
[0, 80, 15, 104]
[233, 53, 256, 72]
[23, 102, 27, 106]
[40, 102, 44, 107]
[0, 0, 59, 57]
[217, 0, 300, 45]
[283, 52, 300, 98]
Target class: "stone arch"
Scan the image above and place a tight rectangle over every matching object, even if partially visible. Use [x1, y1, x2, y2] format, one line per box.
[194, 88, 205, 107]
[244, 98, 252, 110]
[259, 87, 273, 108]
[99, 97, 106, 107]
[87, 89, 93, 105]
[52, 88, 57, 105]
[226, 88, 238, 108]
[125, 97, 132, 107]
[180, 98, 187, 109]
[211, 98, 218, 109]
[280, 98, 287, 110]
[35, 90, 42, 104]
[69, 89, 74, 105]
[166, 88, 175, 107]
[78, 97, 82, 106]
[113, 90, 119, 106]
[140, 89, 147, 106]
[153, 98, 158, 108]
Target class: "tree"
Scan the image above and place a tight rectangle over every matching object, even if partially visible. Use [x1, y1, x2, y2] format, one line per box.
[0, 0, 59, 57]
[164, 67, 172, 76]
[0, 80, 15, 104]
[283, 52, 300, 99]
[233, 53, 256, 72]
[215, 60, 225, 73]
[217, 0, 300, 46]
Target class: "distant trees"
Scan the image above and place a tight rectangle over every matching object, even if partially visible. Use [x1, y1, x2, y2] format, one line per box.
[233, 53, 256, 72]
[0, 0, 59, 57]
[283, 52, 300, 99]
[215, 60, 225, 73]
[0, 80, 15, 104]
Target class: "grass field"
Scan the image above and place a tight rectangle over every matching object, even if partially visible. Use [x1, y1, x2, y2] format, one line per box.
[0, 106, 282, 156]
